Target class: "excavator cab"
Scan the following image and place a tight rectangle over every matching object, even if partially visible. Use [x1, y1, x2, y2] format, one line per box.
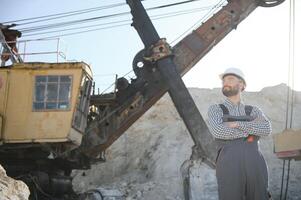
[0, 62, 92, 149]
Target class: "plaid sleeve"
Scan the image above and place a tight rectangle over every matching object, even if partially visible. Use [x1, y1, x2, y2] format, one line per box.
[237, 106, 272, 137]
[207, 104, 248, 140]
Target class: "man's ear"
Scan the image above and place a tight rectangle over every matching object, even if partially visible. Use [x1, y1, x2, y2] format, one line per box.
[241, 85, 245, 92]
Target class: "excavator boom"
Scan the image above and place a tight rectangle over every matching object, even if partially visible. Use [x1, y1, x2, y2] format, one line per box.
[80, 0, 284, 164]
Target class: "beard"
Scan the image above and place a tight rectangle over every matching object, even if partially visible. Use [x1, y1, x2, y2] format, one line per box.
[222, 85, 240, 97]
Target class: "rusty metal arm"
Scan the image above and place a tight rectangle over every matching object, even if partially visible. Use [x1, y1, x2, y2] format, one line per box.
[78, 0, 283, 163]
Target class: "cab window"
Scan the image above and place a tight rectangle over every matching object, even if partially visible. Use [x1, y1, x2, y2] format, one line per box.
[72, 75, 92, 132]
[33, 75, 72, 111]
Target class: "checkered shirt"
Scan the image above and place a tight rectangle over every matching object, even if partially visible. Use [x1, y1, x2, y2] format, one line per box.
[207, 98, 272, 140]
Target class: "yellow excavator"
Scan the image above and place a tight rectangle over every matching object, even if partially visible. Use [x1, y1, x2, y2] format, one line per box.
[0, 0, 286, 199]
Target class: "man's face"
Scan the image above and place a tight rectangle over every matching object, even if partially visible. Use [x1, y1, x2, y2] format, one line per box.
[222, 75, 244, 97]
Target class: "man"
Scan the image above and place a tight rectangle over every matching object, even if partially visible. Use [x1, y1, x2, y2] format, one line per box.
[0, 23, 22, 65]
[207, 68, 272, 200]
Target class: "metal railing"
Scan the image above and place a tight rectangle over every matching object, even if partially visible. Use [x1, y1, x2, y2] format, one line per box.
[1, 38, 67, 64]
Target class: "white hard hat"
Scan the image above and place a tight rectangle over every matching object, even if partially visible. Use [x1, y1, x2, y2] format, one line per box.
[219, 67, 246, 85]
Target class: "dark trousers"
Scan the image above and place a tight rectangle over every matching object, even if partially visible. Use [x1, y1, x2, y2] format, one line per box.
[216, 139, 269, 200]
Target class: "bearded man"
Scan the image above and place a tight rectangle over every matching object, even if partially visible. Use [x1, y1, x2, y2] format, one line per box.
[207, 68, 272, 200]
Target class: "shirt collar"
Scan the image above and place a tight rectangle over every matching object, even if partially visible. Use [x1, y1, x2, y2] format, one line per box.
[224, 98, 244, 108]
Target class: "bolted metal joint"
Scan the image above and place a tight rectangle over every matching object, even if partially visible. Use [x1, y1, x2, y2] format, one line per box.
[144, 38, 173, 63]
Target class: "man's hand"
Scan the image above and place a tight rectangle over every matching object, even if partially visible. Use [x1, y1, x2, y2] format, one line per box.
[224, 122, 239, 128]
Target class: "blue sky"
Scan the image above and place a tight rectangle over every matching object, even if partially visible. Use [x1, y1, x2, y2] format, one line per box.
[1, 0, 300, 92]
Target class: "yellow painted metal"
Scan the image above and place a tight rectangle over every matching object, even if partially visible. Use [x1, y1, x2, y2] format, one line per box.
[0, 70, 9, 140]
[0, 115, 2, 137]
[0, 62, 92, 144]
[0, 70, 9, 115]
[273, 129, 301, 152]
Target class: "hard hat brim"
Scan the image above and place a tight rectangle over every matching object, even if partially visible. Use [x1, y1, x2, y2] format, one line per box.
[219, 73, 246, 85]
